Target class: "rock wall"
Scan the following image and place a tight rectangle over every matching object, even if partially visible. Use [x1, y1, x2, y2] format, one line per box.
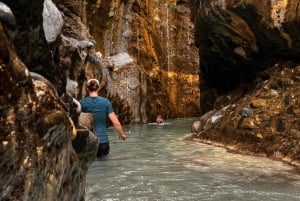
[188, 0, 300, 168]
[188, 62, 300, 168]
[0, 0, 97, 200]
[190, 0, 300, 113]
[83, 0, 200, 123]
[5, 0, 65, 96]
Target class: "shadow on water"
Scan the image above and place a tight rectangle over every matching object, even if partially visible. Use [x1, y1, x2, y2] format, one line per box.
[86, 118, 300, 201]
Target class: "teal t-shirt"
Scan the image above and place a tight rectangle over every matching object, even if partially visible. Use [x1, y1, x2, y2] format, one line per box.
[80, 96, 114, 143]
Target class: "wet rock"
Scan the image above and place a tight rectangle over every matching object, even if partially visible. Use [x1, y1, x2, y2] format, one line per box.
[42, 0, 63, 43]
[241, 107, 253, 118]
[111, 71, 119, 80]
[268, 89, 279, 98]
[66, 78, 78, 97]
[108, 11, 114, 17]
[191, 120, 202, 133]
[95, 51, 103, 60]
[234, 46, 247, 58]
[239, 118, 255, 129]
[256, 133, 263, 139]
[290, 129, 300, 138]
[61, 35, 95, 51]
[0, 1, 17, 40]
[128, 78, 140, 90]
[77, 39, 95, 50]
[122, 30, 131, 38]
[111, 52, 133, 69]
[269, 79, 282, 90]
[78, 112, 94, 130]
[210, 115, 223, 124]
[0, 28, 90, 200]
[0, 1, 97, 200]
[251, 98, 267, 108]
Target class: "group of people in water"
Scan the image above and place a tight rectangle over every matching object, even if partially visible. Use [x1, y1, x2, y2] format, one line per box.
[79, 78, 164, 158]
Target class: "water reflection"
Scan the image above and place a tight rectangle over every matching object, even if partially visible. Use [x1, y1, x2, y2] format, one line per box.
[86, 118, 300, 201]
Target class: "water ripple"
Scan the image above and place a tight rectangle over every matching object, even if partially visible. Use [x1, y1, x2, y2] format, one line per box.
[86, 118, 300, 201]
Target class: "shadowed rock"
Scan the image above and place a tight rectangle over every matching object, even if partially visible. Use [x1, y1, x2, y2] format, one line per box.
[0, 1, 17, 40]
[0, 9, 97, 201]
[190, 0, 300, 114]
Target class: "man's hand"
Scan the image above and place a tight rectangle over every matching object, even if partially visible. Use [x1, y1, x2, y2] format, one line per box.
[119, 133, 126, 141]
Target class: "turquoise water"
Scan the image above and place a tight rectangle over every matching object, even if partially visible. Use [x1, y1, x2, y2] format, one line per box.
[86, 118, 300, 201]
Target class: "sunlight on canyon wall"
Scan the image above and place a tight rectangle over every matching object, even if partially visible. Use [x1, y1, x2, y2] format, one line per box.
[82, 0, 200, 122]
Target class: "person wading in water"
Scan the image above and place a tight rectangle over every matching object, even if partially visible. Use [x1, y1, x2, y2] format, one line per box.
[80, 79, 127, 157]
[156, 114, 164, 125]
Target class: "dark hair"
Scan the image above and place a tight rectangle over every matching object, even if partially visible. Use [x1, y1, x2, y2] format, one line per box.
[87, 79, 100, 92]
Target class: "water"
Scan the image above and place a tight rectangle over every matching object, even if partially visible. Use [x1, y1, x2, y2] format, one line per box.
[86, 118, 300, 201]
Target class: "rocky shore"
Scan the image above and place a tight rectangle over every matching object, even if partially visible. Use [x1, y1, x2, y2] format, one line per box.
[188, 62, 300, 170]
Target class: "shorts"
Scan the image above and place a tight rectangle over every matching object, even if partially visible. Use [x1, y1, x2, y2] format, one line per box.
[97, 142, 110, 157]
